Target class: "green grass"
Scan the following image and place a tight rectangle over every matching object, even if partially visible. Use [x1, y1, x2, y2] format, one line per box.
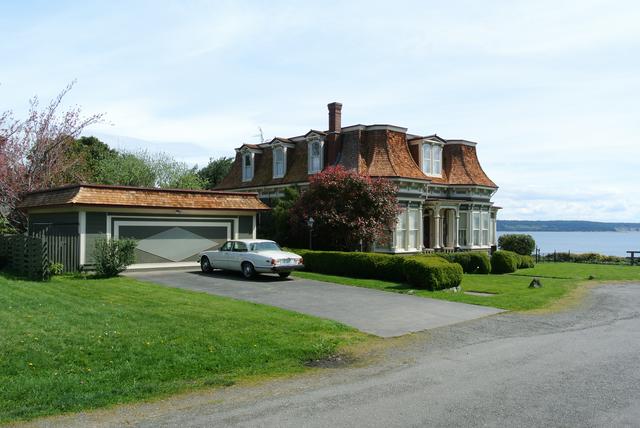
[295, 262, 640, 311]
[0, 273, 366, 423]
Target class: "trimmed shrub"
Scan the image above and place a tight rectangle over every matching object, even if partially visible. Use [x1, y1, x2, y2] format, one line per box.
[404, 256, 463, 290]
[491, 250, 520, 274]
[437, 251, 491, 274]
[291, 249, 462, 290]
[94, 238, 137, 277]
[517, 254, 535, 269]
[498, 234, 536, 255]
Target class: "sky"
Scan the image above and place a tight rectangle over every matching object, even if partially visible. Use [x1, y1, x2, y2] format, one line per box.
[1, 0, 639, 221]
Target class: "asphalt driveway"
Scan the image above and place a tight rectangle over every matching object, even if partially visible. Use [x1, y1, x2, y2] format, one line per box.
[125, 269, 503, 337]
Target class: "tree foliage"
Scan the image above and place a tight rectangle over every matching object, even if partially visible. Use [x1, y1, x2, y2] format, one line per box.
[198, 156, 233, 189]
[0, 81, 104, 229]
[498, 233, 536, 255]
[95, 150, 205, 189]
[289, 166, 400, 251]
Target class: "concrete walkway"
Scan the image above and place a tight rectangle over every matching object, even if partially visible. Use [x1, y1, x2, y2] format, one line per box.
[125, 269, 504, 337]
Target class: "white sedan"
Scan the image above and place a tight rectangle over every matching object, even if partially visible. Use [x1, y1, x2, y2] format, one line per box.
[199, 239, 304, 279]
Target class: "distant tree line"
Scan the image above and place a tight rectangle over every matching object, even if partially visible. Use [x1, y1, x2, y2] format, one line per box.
[498, 220, 640, 232]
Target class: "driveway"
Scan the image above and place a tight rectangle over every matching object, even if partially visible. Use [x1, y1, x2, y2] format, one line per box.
[124, 269, 504, 337]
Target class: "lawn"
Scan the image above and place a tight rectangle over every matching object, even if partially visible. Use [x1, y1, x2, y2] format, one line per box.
[295, 262, 640, 311]
[0, 273, 366, 423]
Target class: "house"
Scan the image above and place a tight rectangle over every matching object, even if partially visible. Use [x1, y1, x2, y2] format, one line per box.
[18, 184, 269, 270]
[216, 103, 499, 254]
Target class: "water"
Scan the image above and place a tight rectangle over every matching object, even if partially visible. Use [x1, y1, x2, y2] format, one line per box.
[497, 231, 640, 257]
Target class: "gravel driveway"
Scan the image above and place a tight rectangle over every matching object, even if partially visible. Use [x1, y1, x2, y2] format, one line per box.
[124, 269, 504, 337]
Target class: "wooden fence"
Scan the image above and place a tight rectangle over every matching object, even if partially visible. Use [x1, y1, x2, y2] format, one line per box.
[31, 228, 80, 273]
[0, 234, 50, 280]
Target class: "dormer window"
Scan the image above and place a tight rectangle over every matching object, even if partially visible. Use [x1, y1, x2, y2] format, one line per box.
[421, 142, 443, 176]
[242, 152, 254, 181]
[308, 139, 323, 174]
[273, 147, 285, 178]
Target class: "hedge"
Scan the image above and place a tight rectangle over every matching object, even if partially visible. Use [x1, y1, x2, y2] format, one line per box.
[403, 256, 463, 290]
[436, 251, 491, 274]
[293, 249, 462, 290]
[517, 254, 535, 269]
[490, 250, 520, 274]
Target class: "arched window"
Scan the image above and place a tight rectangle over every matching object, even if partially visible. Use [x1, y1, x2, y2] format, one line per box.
[309, 140, 323, 174]
[242, 153, 253, 181]
[273, 147, 285, 178]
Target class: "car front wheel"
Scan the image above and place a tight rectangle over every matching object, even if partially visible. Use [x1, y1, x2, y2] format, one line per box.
[200, 256, 213, 273]
[278, 272, 291, 279]
[241, 262, 255, 279]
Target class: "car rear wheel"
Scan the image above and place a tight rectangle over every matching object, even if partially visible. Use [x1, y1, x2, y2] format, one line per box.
[278, 272, 291, 279]
[200, 256, 213, 273]
[241, 262, 255, 279]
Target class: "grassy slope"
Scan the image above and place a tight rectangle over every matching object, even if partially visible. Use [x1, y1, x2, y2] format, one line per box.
[0, 274, 366, 423]
[295, 263, 640, 311]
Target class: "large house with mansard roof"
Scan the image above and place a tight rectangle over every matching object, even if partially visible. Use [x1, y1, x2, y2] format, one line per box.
[216, 102, 499, 254]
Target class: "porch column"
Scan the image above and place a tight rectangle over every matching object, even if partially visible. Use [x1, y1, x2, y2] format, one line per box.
[454, 212, 460, 248]
[418, 205, 424, 250]
[492, 214, 498, 245]
[433, 211, 441, 249]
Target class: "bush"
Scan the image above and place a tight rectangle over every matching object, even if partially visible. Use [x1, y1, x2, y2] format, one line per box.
[404, 256, 463, 290]
[293, 249, 462, 290]
[498, 234, 536, 255]
[437, 251, 491, 274]
[491, 250, 520, 274]
[49, 263, 64, 275]
[93, 238, 137, 277]
[517, 254, 535, 269]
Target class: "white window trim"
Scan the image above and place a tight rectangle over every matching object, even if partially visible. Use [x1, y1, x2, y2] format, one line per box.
[419, 141, 444, 178]
[308, 138, 324, 174]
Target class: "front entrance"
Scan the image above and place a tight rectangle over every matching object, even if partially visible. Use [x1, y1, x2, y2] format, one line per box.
[423, 213, 431, 249]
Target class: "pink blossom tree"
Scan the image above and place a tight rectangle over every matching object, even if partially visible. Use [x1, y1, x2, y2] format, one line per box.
[0, 81, 104, 230]
[289, 166, 400, 251]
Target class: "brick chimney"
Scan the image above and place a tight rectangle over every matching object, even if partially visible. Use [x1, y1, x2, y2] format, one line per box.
[328, 102, 342, 133]
[327, 102, 343, 165]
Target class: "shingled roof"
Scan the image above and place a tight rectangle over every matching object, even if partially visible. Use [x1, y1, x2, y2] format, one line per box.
[19, 184, 270, 211]
[218, 126, 498, 190]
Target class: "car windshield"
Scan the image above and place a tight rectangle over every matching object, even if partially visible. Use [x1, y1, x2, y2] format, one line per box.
[250, 242, 281, 252]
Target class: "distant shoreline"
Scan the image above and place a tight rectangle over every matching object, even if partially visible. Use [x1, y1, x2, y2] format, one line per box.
[497, 220, 640, 232]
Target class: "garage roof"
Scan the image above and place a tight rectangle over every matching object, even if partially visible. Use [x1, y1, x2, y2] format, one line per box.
[19, 184, 270, 211]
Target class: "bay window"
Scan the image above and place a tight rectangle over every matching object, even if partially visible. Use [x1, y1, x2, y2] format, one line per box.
[472, 212, 480, 246]
[482, 212, 490, 245]
[458, 212, 468, 246]
[396, 208, 406, 250]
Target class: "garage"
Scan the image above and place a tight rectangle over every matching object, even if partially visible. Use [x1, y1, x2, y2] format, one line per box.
[19, 184, 269, 271]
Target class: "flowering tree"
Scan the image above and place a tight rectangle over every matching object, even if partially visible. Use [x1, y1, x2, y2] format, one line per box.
[289, 166, 400, 251]
[0, 81, 104, 230]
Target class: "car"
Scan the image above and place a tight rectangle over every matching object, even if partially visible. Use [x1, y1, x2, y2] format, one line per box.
[199, 239, 304, 279]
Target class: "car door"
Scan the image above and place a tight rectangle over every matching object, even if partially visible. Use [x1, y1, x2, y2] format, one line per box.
[213, 241, 233, 269]
[229, 241, 248, 271]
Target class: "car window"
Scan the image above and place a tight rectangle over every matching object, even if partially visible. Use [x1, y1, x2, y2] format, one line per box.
[220, 241, 232, 251]
[233, 242, 248, 252]
[250, 242, 281, 252]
